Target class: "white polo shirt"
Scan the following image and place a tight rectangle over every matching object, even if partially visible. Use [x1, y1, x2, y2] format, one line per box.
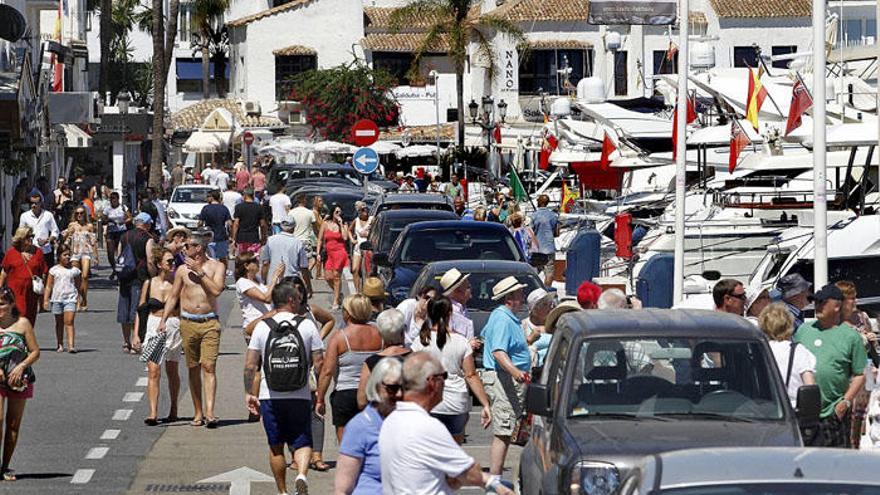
[379, 401, 475, 494]
[19, 209, 59, 254]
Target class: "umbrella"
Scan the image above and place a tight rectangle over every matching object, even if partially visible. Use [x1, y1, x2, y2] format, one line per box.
[369, 141, 402, 154]
[183, 130, 230, 153]
[313, 141, 356, 154]
[395, 145, 442, 159]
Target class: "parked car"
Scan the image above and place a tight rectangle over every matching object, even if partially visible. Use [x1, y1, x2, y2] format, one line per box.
[360, 209, 459, 278]
[624, 447, 880, 495]
[409, 260, 544, 363]
[268, 163, 397, 194]
[290, 186, 376, 223]
[373, 220, 525, 306]
[518, 309, 819, 495]
[167, 184, 219, 229]
[369, 192, 454, 216]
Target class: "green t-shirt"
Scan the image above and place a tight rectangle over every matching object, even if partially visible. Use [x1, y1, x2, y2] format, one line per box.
[793, 321, 868, 418]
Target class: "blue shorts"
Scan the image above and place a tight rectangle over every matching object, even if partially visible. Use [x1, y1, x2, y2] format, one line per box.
[51, 301, 77, 314]
[260, 399, 313, 449]
[431, 412, 469, 436]
[208, 241, 229, 260]
[117, 282, 142, 324]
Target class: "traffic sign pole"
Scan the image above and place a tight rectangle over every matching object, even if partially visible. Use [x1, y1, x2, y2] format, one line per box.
[242, 131, 255, 170]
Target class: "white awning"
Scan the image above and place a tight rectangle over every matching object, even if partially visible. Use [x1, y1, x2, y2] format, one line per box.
[183, 130, 230, 153]
[369, 141, 402, 154]
[313, 141, 356, 154]
[61, 124, 91, 148]
[395, 144, 442, 158]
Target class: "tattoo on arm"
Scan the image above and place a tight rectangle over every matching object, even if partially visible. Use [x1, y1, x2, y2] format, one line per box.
[244, 366, 257, 395]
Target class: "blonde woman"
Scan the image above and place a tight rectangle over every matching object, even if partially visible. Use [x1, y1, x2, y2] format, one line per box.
[758, 302, 816, 407]
[0, 227, 47, 325]
[63, 206, 97, 310]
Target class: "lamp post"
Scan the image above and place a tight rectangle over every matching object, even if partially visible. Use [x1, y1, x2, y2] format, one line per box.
[429, 70, 442, 174]
[468, 96, 507, 179]
[117, 90, 132, 211]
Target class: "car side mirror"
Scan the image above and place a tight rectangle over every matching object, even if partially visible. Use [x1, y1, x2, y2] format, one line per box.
[360, 241, 373, 251]
[373, 253, 389, 266]
[526, 383, 552, 417]
[795, 384, 821, 427]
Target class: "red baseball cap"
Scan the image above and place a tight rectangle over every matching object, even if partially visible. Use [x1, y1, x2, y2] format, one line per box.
[577, 281, 602, 308]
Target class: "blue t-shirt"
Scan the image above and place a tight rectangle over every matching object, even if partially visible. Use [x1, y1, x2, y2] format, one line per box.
[482, 305, 531, 372]
[199, 203, 232, 242]
[339, 404, 384, 495]
[531, 208, 558, 255]
[534, 333, 553, 367]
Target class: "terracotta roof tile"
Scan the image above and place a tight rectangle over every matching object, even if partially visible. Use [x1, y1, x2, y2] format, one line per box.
[490, 0, 590, 22]
[226, 0, 314, 28]
[171, 99, 284, 131]
[709, 0, 810, 18]
[361, 33, 449, 53]
[272, 45, 317, 56]
[379, 123, 456, 142]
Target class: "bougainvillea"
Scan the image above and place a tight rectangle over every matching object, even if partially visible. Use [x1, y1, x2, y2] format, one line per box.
[287, 61, 400, 142]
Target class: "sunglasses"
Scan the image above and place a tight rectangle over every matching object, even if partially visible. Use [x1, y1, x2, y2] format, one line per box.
[382, 382, 402, 395]
[163, 258, 175, 265]
[30, 202, 40, 206]
[728, 292, 747, 301]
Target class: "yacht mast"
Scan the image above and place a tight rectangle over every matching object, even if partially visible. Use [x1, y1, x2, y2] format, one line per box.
[813, 0, 828, 287]
[673, 0, 689, 303]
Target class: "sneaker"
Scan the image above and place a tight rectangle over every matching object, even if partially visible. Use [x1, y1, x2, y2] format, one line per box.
[294, 477, 308, 495]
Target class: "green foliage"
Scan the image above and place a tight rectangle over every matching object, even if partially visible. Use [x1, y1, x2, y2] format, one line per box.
[289, 61, 400, 142]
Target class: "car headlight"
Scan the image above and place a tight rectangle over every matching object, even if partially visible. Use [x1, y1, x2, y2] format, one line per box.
[167, 207, 179, 219]
[570, 461, 620, 495]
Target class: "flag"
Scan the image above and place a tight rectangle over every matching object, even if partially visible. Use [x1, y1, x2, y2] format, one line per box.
[785, 79, 812, 136]
[508, 167, 528, 202]
[51, 0, 63, 92]
[671, 96, 696, 160]
[665, 41, 678, 61]
[538, 133, 558, 170]
[493, 123, 502, 144]
[600, 133, 617, 171]
[745, 67, 767, 131]
[562, 181, 579, 213]
[728, 121, 750, 173]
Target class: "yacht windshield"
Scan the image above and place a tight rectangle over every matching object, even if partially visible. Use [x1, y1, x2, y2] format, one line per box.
[568, 338, 785, 421]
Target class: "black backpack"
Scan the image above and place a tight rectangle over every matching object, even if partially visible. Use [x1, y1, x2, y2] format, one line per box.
[262, 316, 309, 392]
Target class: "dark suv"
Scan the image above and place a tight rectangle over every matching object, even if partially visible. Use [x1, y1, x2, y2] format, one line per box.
[518, 309, 819, 495]
[369, 192, 454, 216]
[360, 209, 459, 278]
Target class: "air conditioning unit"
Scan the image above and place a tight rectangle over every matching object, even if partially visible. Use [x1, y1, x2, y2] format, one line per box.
[287, 110, 305, 124]
[244, 100, 261, 116]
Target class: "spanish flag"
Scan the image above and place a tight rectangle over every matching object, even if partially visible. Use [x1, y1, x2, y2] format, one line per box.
[562, 181, 579, 213]
[745, 67, 767, 131]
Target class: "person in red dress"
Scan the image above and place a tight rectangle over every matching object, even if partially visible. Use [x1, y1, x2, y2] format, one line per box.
[316, 204, 350, 310]
[0, 227, 48, 325]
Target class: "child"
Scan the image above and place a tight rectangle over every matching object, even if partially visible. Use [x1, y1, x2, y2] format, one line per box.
[43, 246, 82, 353]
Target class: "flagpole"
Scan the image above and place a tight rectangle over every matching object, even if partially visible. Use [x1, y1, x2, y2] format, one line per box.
[673, 0, 689, 305]
[812, 0, 828, 288]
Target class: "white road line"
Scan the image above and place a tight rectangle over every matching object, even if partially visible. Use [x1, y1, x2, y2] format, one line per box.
[71, 469, 95, 484]
[136, 377, 148, 387]
[122, 392, 143, 402]
[85, 447, 109, 460]
[343, 267, 356, 295]
[112, 409, 133, 421]
[100, 429, 121, 440]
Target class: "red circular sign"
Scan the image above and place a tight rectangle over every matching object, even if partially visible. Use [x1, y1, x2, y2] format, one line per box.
[243, 131, 254, 146]
[351, 119, 379, 146]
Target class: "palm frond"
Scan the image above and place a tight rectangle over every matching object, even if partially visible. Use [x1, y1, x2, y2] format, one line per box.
[473, 15, 526, 45]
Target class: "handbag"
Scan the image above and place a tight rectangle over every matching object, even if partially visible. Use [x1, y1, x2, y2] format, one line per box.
[22, 253, 44, 295]
[139, 331, 167, 364]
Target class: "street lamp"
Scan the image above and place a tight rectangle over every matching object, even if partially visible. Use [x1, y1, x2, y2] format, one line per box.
[429, 70, 442, 173]
[117, 90, 132, 211]
[468, 95, 507, 178]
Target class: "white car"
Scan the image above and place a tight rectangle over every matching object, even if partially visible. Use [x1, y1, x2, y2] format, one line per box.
[167, 184, 219, 229]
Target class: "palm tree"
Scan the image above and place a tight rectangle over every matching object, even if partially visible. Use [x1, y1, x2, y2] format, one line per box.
[192, 0, 230, 99]
[148, 0, 181, 189]
[389, 0, 524, 153]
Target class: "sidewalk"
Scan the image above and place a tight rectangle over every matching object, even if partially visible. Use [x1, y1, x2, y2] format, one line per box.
[126, 281, 520, 494]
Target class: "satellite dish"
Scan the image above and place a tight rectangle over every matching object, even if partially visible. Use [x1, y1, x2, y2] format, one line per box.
[0, 5, 27, 43]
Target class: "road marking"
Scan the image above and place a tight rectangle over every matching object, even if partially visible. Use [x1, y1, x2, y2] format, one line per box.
[199, 467, 273, 495]
[112, 409, 133, 420]
[123, 392, 143, 402]
[136, 377, 148, 387]
[71, 469, 95, 484]
[100, 429, 121, 440]
[85, 447, 109, 460]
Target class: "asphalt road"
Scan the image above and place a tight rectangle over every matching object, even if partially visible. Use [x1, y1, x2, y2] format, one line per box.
[0, 262, 521, 494]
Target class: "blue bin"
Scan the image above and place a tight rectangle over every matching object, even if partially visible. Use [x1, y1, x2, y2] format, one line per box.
[565, 229, 601, 296]
[635, 253, 674, 308]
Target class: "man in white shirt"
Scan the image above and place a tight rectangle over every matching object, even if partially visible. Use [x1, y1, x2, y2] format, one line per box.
[200, 163, 217, 186]
[379, 352, 512, 495]
[269, 186, 292, 234]
[222, 187, 243, 217]
[245, 279, 324, 495]
[215, 167, 230, 192]
[19, 193, 60, 266]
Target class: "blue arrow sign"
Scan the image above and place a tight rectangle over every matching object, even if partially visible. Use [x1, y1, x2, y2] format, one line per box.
[352, 147, 380, 174]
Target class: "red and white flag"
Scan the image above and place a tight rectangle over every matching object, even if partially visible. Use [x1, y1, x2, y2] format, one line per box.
[785, 79, 812, 136]
[671, 95, 696, 160]
[728, 121, 750, 173]
[600, 133, 617, 171]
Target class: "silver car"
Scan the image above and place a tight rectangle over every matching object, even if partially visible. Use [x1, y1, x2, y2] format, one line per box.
[622, 447, 880, 494]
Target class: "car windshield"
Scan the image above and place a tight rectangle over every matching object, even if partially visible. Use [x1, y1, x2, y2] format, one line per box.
[453, 271, 544, 311]
[660, 483, 880, 495]
[396, 229, 522, 264]
[172, 188, 212, 203]
[568, 337, 784, 421]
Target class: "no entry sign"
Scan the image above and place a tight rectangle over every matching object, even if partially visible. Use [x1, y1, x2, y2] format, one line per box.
[352, 119, 379, 146]
[243, 131, 254, 146]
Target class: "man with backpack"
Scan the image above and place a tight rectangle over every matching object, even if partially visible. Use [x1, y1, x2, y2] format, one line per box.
[244, 278, 324, 495]
[117, 213, 156, 354]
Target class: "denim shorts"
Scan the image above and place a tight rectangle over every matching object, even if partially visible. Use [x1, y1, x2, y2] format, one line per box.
[208, 241, 229, 260]
[51, 301, 77, 314]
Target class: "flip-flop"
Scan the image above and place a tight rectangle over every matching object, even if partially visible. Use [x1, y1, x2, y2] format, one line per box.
[205, 417, 220, 429]
[309, 460, 331, 472]
[69, 348, 78, 354]
[190, 419, 205, 427]
[144, 417, 159, 426]
[3, 469, 16, 481]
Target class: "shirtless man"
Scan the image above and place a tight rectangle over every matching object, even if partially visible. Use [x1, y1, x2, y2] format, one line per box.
[158, 230, 226, 428]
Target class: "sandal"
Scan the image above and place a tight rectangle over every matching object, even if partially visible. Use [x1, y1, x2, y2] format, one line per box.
[56, 345, 64, 353]
[144, 417, 159, 426]
[190, 418, 205, 427]
[205, 417, 220, 429]
[69, 348, 78, 354]
[3, 469, 16, 481]
[309, 460, 331, 472]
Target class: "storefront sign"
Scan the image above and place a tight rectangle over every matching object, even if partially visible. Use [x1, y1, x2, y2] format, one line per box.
[588, 0, 676, 25]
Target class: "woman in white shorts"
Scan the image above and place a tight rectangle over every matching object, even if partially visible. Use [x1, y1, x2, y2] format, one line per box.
[135, 248, 182, 426]
[63, 207, 98, 310]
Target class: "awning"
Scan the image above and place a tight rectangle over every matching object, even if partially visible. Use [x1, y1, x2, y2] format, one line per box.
[395, 144, 442, 158]
[183, 130, 230, 153]
[176, 60, 231, 80]
[61, 123, 92, 148]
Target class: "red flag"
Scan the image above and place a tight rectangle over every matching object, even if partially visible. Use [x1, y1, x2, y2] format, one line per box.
[785, 79, 812, 136]
[671, 96, 696, 160]
[493, 123, 502, 144]
[600, 133, 616, 171]
[538, 133, 558, 170]
[728, 122, 749, 173]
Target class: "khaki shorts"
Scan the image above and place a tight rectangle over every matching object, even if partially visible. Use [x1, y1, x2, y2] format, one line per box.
[179, 317, 221, 367]
[482, 369, 526, 437]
